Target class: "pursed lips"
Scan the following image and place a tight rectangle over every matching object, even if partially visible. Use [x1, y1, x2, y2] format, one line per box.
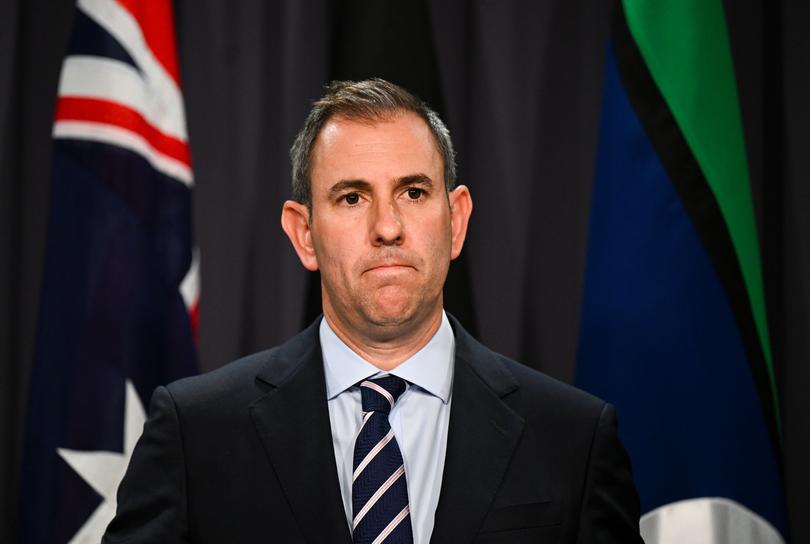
[364, 262, 414, 273]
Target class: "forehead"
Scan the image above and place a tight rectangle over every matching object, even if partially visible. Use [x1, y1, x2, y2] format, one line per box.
[310, 112, 442, 188]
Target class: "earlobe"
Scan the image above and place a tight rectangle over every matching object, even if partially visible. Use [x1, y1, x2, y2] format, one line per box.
[448, 185, 473, 260]
[280, 200, 319, 271]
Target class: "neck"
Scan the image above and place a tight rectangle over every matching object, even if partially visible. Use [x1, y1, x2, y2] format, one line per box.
[323, 307, 443, 371]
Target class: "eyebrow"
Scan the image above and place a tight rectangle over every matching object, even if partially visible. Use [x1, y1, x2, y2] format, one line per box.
[395, 174, 434, 189]
[328, 174, 434, 196]
[328, 179, 372, 196]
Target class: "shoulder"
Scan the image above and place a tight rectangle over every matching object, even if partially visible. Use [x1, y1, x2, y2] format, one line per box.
[499, 353, 606, 417]
[449, 313, 607, 426]
[164, 347, 277, 408]
[162, 317, 322, 412]
[479, 348, 610, 439]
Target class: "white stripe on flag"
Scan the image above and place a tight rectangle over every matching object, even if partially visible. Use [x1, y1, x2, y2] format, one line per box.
[180, 248, 200, 310]
[58, 56, 187, 141]
[53, 120, 193, 186]
[76, 0, 187, 139]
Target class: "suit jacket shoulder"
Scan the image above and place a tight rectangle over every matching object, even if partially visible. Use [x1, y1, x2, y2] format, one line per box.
[435, 314, 643, 543]
[166, 317, 320, 410]
[494, 348, 605, 417]
[105, 318, 351, 544]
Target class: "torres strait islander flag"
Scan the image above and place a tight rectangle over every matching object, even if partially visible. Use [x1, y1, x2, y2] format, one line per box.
[576, 1, 788, 543]
[19, 0, 198, 542]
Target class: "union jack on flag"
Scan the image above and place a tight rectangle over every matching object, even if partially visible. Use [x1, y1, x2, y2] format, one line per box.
[19, 0, 199, 542]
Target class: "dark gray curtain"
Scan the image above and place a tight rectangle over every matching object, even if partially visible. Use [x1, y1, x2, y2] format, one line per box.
[430, 0, 612, 382]
[2, 0, 808, 541]
[778, 1, 810, 541]
[178, 0, 332, 371]
[1, 0, 77, 539]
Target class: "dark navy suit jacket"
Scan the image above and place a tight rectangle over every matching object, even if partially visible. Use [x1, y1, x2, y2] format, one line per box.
[103, 315, 644, 543]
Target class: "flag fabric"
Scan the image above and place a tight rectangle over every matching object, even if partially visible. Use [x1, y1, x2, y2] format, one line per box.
[576, 1, 788, 543]
[19, 0, 198, 542]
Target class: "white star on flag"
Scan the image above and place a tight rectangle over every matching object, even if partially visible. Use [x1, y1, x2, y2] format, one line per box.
[57, 380, 147, 544]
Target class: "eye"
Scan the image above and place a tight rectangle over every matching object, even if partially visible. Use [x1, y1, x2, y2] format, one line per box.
[343, 192, 360, 205]
[406, 188, 424, 200]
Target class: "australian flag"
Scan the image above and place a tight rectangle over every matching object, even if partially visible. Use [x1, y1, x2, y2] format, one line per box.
[19, 0, 198, 542]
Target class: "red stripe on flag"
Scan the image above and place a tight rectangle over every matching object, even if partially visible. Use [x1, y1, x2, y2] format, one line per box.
[116, 0, 181, 84]
[55, 96, 191, 167]
[188, 297, 199, 345]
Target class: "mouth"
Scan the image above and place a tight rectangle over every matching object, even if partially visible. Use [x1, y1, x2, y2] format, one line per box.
[365, 263, 414, 273]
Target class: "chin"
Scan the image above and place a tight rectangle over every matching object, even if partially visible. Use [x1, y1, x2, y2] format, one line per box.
[369, 286, 411, 312]
[366, 305, 415, 327]
[361, 297, 421, 330]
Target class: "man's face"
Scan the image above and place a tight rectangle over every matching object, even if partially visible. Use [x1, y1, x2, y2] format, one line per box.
[286, 111, 470, 340]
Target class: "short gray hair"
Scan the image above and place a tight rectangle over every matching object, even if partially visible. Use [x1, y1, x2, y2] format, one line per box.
[289, 79, 457, 207]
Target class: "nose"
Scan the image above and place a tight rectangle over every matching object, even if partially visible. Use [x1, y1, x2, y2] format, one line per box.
[369, 197, 403, 246]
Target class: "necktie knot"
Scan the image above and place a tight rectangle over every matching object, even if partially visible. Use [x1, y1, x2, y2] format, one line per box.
[359, 375, 407, 414]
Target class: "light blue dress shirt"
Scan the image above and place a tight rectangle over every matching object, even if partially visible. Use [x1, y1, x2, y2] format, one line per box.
[320, 311, 454, 544]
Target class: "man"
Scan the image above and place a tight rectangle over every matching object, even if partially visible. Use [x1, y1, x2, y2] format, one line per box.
[104, 79, 643, 543]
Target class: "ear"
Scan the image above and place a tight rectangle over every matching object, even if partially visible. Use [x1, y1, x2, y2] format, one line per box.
[281, 200, 319, 271]
[447, 185, 473, 260]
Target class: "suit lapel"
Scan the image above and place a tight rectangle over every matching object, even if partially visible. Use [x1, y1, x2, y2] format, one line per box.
[249, 320, 352, 544]
[430, 317, 525, 543]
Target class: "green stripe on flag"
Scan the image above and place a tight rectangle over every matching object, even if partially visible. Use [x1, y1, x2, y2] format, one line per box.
[622, 0, 780, 431]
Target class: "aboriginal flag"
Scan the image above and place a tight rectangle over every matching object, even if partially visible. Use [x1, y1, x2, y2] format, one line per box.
[576, 1, 788, 542]
[19, 0, 198, 542]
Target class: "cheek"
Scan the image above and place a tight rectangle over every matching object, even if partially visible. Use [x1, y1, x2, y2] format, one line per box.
[313, 224, 363, 277]
[424, 211, 453, 250]
[418, 217, 453, 275]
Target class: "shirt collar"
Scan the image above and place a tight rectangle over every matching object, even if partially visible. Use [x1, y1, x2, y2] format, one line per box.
[320, 311, 454, 404]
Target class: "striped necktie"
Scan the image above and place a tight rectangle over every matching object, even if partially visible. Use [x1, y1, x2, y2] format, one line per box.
[352, 376, 414, 544]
